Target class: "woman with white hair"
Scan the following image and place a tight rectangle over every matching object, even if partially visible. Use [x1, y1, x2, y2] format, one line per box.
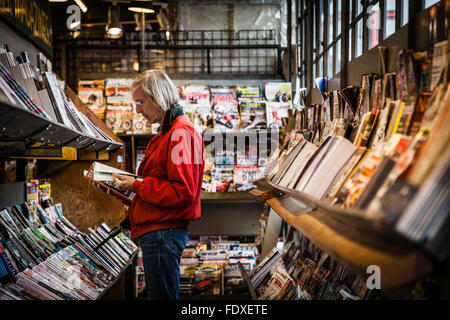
[112, 69, 205, 300]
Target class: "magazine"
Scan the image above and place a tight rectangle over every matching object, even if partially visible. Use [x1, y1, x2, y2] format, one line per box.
[84, 162, 143, 203]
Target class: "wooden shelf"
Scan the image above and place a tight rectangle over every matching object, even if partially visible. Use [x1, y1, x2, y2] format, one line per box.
[247, 177, 435, 291]
[201, 192, 255, 202]
[266, 197, 433, 290]
[117, 133, 155, 138]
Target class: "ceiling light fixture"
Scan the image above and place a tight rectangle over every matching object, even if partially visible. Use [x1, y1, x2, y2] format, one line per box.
[74, 0, 88, 13]
[128, 0, 155, 13]
[106, 3, 123, 39]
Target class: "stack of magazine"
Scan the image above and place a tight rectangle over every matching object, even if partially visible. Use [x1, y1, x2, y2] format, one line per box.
[263, 41, 450, 262]
[0, 196, 137, 300]
[0, 44, 115, 145]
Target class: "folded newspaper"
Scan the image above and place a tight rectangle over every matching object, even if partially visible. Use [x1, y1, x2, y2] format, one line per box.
[84, 162, 143, 203]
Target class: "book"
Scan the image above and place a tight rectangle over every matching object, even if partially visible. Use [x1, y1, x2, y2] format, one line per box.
[42, 72, 73, 127]
[213, 102, 240, 132]
[183, 85, 212, 133]
[266, 102, 291, 130]
[77, 80, 105, 120]
[265, 82, 292, 103]
[0, 62, 49, 119]
[84, 162, 143, 203]
[105, 78, 133, 134]
[430, 40, 448, 91]
[297, 136, 358, 200]
[210, 86, 237, 106]
[239, 100, 267, 131]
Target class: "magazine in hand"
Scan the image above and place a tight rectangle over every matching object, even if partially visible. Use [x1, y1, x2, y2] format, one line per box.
[84, 162, 143, 203]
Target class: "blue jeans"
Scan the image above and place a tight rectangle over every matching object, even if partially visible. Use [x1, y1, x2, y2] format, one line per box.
[138, 227, 188, 300]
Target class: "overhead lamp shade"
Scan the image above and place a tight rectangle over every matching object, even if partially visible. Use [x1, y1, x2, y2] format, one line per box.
[107, 4, 123, 38]
[128, 1, 155, 13]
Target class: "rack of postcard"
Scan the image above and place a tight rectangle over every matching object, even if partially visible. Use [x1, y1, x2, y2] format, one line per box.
[0, 179, 137, 300]
[247, 41, 449, 294]
[0, 44, 122, 158]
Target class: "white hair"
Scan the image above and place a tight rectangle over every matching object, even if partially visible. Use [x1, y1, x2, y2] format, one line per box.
[132, 69, 179, 111]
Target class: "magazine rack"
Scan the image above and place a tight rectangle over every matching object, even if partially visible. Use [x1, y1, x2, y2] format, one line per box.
[248, 177, 435, 290]
[0, 101, 122, 158]
[237, 261, 257, 300]
[96, 249, 137, 300]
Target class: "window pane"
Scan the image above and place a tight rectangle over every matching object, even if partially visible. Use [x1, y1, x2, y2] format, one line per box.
[384, 0, 396, 39]
[337, 0, 342, 35]
[356, 20, 363, 58]
[328, 0, 334, 45]
[356, 0, 363, 17]
[423, 0, 440, 9]
[369, 2, 380, 48]
[349, 27, 353, 60]
[302, 20, 306, 62]
[320, 0, 324, 53]
[319, 56, 324, 77]
[401, 0, 409, 26]
[336, 39, 341, 74]
[313, 2, 317, 53]
[350, 0, 354, 21]
[327, 47, 334, 78]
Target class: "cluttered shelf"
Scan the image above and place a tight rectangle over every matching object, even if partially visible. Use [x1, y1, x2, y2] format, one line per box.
[239, 41, 449, 295]
[96, 249, 137, 300]
[247, 163, 438, 290]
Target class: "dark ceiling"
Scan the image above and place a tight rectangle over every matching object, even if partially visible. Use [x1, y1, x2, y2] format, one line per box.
[51, 0, 169, 36]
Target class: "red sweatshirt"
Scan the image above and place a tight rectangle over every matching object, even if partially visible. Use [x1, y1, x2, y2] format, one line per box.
[128, 115, 205, 239]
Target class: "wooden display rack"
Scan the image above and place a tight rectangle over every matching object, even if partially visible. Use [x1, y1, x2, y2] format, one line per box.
[248, 177, 435, 291]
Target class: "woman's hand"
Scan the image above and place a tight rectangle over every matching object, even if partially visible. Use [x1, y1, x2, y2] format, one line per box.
[112, 173, 136, 191]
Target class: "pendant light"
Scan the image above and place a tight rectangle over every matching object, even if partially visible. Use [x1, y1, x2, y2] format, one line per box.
[107, 3, 123, 38]
[128, 1, 155, 14]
